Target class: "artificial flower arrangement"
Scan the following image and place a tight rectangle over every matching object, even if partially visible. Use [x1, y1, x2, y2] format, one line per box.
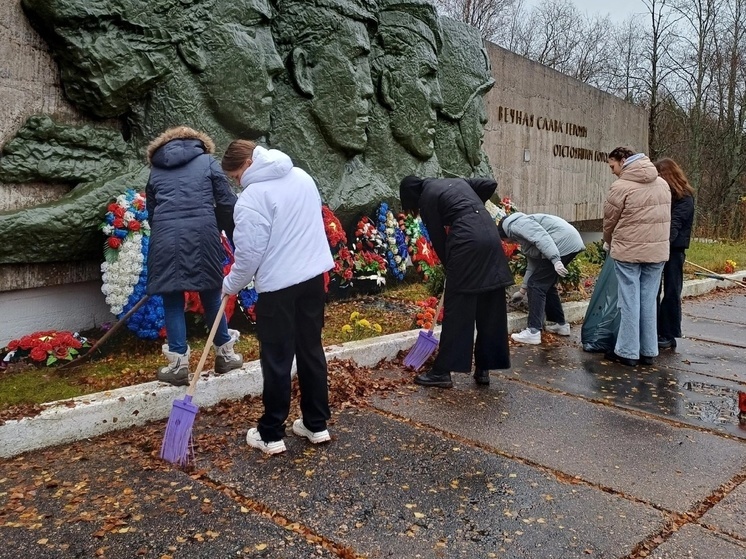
[351, 216, 387, 287]
[322, 205, 354, 286]
[100, 190, 258, 339]
[340, 311, 383, 341]
[3, 330, 89, 367]
[483, 196, 524, 278]
[100, 189, 165, 339]
[724, 259, 737, 274]
[485, 196, 517, 222]
[399, 213, 439, 280]
[413, 296, 443, 330]
[376, 202, 408, 281]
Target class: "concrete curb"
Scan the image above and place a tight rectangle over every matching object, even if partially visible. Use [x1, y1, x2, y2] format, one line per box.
[1, 271, 744, 459]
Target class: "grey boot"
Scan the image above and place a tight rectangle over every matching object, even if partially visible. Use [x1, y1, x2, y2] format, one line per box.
[157, 345, 190, 386]
[214, 329, 243, 374]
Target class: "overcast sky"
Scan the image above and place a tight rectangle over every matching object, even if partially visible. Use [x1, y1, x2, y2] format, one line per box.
[521, 0, 650, 23]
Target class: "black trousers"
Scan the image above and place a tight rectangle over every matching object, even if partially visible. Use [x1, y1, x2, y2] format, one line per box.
[657, 249, 686, 340]
[255, 274, 330, 442]
[526, 252, 579, 331]
[433, 286, 510, 373]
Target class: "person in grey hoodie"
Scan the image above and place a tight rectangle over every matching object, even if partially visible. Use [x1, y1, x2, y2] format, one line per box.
[221, 140, 334, 456]
[498, 212, 585, 344]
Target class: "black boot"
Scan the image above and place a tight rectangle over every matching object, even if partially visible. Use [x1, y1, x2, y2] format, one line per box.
[639, 355, 655, 366]
[414, 368, 453, 388]
[603, 350, 638, 367]
[473, 369, 490, 385]
[657, 336, 677, 349]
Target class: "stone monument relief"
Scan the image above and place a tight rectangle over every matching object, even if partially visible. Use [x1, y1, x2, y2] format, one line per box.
[0, 0, 495, 264]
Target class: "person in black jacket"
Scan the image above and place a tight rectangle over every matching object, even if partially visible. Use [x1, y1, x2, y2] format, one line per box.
[654, 158, 695, 349]
[146, 126, 244, 385]
[400, 176, 514, 387]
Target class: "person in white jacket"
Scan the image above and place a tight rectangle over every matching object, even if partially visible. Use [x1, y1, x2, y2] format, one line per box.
[498, 212, 585, 345]
[221, 140, 334, 455]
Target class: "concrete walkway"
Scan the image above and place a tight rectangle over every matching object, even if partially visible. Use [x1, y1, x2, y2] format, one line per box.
[1, 274, 745, 558]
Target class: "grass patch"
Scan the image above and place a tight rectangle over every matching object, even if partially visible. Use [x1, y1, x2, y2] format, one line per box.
[685, 240, 746, 274]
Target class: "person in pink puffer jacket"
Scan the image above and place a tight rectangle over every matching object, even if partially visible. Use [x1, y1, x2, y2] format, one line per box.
[602, 146, 671, 367]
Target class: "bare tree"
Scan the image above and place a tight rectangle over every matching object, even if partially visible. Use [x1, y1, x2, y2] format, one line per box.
[667, 0, 721, 191]
[429, 0, 521, 41]
[704, 0, 746, 234]
[640, 0, 680, 159]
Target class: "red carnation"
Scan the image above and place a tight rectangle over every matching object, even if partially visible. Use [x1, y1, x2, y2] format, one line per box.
[29, 346, 48, 362]
[113, 206, 126, 218]
[18, 336, 35, 350]
[108, 237, 122, 249]
[113, 217, 125, 228]
[7, 339, 19, 351]
[129, 220, 141, 231]
[107, 203, 118, 213]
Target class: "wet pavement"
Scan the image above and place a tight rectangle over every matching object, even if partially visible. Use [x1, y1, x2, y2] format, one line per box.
[2, 287, 746, 558]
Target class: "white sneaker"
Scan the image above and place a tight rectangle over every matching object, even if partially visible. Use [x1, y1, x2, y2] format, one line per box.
[292, 419, 331, 444]
[246, 428, 286, 455]
[545, 322, 571, 336]
[511, 328, 541, 345]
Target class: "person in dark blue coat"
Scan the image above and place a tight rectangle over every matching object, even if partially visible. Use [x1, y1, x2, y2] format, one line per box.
[145, 126, 244, 385]
[654, 158, 695, 349]
[400, 176, 514, 388]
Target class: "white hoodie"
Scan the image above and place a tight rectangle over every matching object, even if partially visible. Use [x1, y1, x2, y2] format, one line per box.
[222, 146, 333, 294]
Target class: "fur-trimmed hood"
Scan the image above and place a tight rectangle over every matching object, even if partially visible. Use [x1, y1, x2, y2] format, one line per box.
[146, 126, 215, 165]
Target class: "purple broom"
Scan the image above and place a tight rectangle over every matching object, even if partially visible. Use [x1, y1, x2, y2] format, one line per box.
[161, 295, 229, 465]
[403, 289, 445, 371]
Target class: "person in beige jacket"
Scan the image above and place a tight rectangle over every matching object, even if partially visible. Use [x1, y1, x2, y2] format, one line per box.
[602, 147, 671, 367]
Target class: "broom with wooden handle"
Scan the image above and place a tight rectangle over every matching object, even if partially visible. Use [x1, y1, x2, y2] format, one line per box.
[160, 294, 229, 466]
[58, 295, 151, 372]
[403, 287, 445, 371]
[686, 260, 746, 288]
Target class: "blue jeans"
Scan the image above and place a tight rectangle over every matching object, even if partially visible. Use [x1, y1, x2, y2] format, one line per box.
[161, 289, 231, 354]
[613, 260, 665, 360]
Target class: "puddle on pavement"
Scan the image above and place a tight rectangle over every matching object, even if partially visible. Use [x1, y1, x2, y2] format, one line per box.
[519, 354, 746, 437]
[681, 381, 746, 427]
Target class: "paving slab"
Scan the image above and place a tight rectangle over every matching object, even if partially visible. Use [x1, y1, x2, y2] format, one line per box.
[371, 375, 746, 512]
[0, 440, 336, 559]
[202, 409, 664, 559]
[505, 341, 746, 438]
[660, 337, 746, 384]
[649, 524, 746, 559]
[683, 316, 746, 348]
[684, 291, 746, 319]
[700, 483, 746, 541]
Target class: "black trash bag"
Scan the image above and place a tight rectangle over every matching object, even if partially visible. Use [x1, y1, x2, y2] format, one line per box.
[581, 257, 620, 352]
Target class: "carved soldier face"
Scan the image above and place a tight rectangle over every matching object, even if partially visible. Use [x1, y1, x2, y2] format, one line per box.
[198, 22, 284, 137]
[459, 95, 489, 167]
[297, 18, 375, 155]
[383, 41, 443, 160]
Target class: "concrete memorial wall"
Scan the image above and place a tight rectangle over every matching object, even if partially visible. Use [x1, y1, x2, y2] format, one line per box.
[0, 0, 647, 344]
[483, 43, 647, 228]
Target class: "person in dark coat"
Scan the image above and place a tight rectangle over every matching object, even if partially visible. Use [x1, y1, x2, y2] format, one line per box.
[400, 175, 514, 388]
[653, 158, 695, 349]
[145, 126, 244, 386]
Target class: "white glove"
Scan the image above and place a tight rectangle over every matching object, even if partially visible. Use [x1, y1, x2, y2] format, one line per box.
[603, 241, 610, 252]
[554, 261, 568, 277]
[510, 289, 526, 304]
